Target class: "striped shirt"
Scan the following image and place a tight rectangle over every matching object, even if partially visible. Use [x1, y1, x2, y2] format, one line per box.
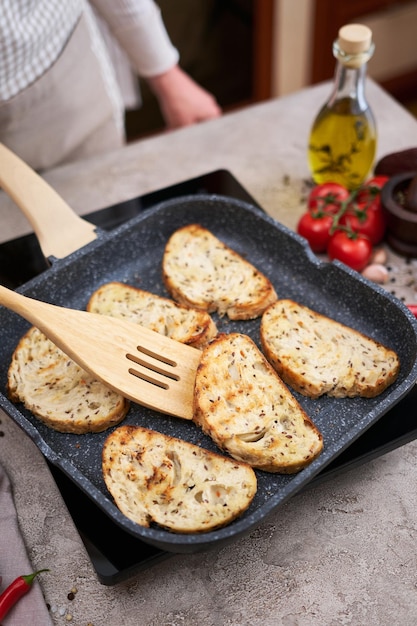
[0, 1, 80, 100]
[0, 0, 179, 102]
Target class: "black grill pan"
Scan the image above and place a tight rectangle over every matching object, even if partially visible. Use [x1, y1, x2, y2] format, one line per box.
[1, 195, 416, 553]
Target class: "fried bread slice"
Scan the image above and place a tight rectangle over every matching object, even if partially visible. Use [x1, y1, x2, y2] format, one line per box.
[7, 326, 129, 433]
[260, 299, 400, 398]
[162, 224, 278, 320]
[193, 332, 323, 473]
[102, 425, 257, 533]
[87, 281, 217, 349]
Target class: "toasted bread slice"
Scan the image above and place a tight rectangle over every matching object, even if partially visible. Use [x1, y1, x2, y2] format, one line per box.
[260, 299, 400, 398]
[102, 425, 257, 533]
[193, 333, 323, 473]
[87, 281, 217, 349]
[7, 326, 129, 433]
[162, 224, 278, 320]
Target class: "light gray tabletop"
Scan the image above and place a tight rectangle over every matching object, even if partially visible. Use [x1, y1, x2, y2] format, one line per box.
[1, 80, 417, 626]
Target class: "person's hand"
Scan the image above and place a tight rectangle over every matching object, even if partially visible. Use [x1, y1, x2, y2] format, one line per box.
[147, 65, 221, 129]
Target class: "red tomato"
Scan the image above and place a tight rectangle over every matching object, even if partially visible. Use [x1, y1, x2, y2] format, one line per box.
[297, 211, 334, 253]
[308, 182, 350, 214]
[327, 230, 373, 272]
[364, 175, 389, 190]
[340, 203, 386, 244]
[356, 176, 389, 213]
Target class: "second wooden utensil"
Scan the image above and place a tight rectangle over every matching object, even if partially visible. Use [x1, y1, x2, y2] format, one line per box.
[0, 142, 97, 258]
[0, 285, 201, 419]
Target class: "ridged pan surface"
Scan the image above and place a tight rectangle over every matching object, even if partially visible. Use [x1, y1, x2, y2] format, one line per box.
[1, 195, 417, 553]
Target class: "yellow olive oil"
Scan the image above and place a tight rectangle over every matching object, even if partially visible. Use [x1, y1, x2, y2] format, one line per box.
[308, 97, 376, 190]
[308, 24, 377, 190]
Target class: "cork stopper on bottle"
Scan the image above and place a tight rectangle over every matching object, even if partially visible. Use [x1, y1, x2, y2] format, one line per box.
[338, 24, 372, 55]
[334, 24, 373, 67]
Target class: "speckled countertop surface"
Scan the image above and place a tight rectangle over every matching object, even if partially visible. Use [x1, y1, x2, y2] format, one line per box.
[1, 81, 417, 626]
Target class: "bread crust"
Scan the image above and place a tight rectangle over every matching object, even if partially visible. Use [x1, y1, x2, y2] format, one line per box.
[193, 333, 323, 473]
[102, 425, 257, 533]
[87, 281, 217, 349]
[7, 326, 129, 433]
[260, 299, 400, 398]
[162, 224, 278, 319]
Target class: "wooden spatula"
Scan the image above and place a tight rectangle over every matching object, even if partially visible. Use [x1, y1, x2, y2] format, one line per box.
[0, 143, 97, 258]
[0, 285, 201, 419]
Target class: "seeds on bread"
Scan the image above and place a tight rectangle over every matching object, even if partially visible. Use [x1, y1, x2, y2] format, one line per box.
[7, 326, 129, 433]
[87, 281, 217, 349]
[162, 224, 278, 320]
[260, 299, 400, 398]
[102, 425, 257, 533]
[193, 333, 323, 473]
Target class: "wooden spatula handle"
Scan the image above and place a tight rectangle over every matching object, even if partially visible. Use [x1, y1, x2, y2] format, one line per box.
[0, 143, 97, 258]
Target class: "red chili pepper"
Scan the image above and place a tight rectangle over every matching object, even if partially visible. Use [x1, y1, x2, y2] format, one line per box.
[407, 305, 417, 318]
[0, 569, 49, 621]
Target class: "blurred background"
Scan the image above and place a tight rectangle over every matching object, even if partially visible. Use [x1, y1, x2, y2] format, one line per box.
[126, 0, 417, 140]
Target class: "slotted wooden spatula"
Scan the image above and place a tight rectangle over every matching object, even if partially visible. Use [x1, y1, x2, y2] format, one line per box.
[0, 285, 201, 419]
[0, 142, 97, 258]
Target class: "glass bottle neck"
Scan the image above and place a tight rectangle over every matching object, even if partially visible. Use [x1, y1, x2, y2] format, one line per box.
[328, 62, 368, 111]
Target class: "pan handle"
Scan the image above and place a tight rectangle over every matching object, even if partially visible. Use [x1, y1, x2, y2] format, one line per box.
[0, 143, 97, 259]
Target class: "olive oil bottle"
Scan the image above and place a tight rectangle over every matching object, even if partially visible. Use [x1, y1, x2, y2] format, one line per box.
[308, 24, 376, 190]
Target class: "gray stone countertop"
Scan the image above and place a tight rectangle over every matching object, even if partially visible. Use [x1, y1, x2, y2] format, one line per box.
[1, 81, 417, 626]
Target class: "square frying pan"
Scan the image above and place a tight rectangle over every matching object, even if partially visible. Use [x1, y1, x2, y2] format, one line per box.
[0, 194, 416, 553]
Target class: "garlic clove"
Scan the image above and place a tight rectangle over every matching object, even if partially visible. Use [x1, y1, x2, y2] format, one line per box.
[361, 263, 389, 284]
[370, 247, 387, 265]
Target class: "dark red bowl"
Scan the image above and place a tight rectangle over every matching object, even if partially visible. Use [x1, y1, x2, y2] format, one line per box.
[381, 171, 417, 257]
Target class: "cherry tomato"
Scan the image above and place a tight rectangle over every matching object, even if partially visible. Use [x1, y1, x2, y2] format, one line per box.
[340, 203, 386, 244]
[327, 230, 373, 272]
[297, 211, 334, 253]
[356, 176, 389, 213]
[308, 182, 350, 214]
[364, 175, 389, 190]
